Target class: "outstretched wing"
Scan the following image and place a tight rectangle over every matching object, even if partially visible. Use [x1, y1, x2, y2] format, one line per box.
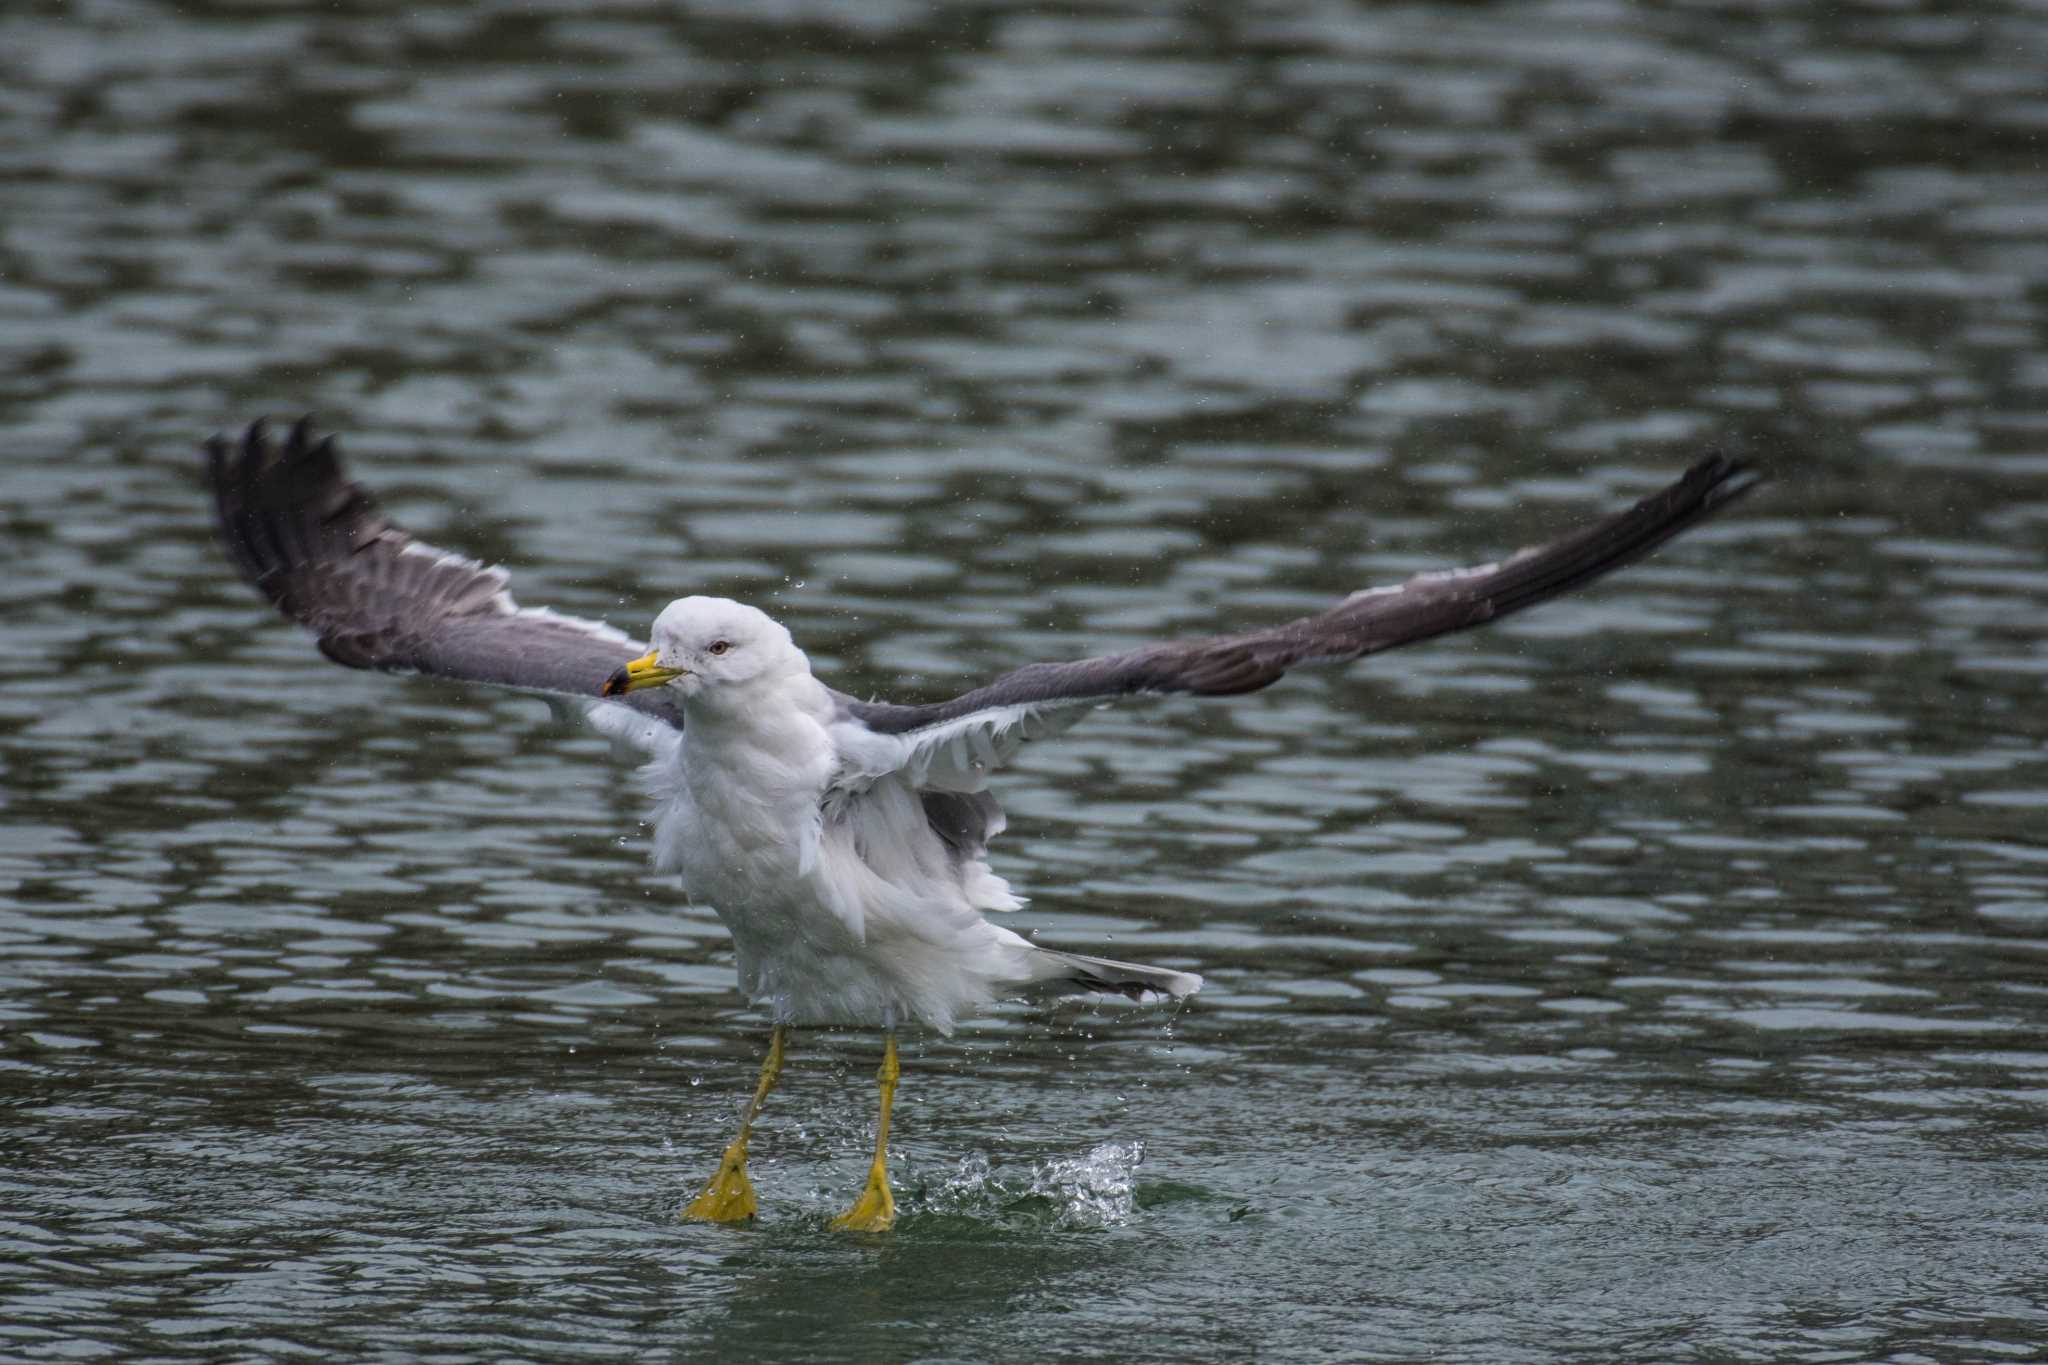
[206, 417, 682, 730]
[830, 453, 1760, 794]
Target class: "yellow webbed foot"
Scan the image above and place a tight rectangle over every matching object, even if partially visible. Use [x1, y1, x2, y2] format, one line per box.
[682, 1141, 759, 1223]
[682, 1025, 790, 1224]
[828, 1164, 896, 1233]
[830, 1034, 901, 1232]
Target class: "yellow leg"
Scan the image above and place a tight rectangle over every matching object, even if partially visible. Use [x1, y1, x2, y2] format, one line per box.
[681, 1025, 788, 1223]
[829, 1033, 900, 1232]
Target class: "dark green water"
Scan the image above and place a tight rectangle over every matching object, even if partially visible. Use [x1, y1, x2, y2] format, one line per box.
[5, 1, 2048, 1359]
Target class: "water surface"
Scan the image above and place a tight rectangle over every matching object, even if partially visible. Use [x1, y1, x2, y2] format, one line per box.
[5, 1, 2048, 1359]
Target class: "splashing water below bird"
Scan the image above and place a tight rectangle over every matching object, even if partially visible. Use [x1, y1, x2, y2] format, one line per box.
[923, 1142, 1147, 1230]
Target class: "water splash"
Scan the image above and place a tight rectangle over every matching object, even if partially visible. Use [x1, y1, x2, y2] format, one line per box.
[925, 1141, 1145, 1229]
[929, 1150, 994, 1209]
[1030, 1140, 1145, 1228]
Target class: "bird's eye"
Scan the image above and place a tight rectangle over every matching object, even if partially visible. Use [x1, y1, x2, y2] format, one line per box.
[708, 640, 732, 656]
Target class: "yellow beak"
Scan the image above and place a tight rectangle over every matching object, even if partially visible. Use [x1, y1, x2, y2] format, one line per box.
[601, 650, 687, 697]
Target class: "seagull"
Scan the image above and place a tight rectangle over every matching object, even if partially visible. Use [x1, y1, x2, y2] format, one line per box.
[205, 418, 1759, 1230]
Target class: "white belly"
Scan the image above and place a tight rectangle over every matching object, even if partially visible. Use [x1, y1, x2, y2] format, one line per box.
[643, 736, 1035, 1033]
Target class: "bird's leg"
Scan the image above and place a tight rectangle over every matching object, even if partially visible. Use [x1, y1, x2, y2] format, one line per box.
[681, 1024, 789, 1223]
[829, 1032, 900, 1233]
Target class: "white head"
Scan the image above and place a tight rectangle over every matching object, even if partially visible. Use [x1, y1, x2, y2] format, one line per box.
[602, 596, 807, 703]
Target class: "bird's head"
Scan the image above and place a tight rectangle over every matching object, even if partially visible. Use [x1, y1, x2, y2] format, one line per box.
[601, 596, 803, 701]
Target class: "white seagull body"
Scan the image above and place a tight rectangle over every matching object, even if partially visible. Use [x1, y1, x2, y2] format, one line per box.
[622, 595, 1194, 1033]
[205, 418, 1759, 1228]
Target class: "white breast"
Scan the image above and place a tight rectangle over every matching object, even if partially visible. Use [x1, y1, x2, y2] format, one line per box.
[646, 672, 853, 936]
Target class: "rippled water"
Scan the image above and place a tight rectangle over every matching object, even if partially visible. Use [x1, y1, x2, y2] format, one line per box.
[7, 0, 2048, 1359]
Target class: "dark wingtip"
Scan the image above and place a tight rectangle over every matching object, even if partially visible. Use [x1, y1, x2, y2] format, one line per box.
[205, 413, 392, 602]
[1683, 450, 1767, 509]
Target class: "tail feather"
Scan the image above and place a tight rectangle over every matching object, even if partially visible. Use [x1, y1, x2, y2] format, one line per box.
[1026, 949, 1203, 1004]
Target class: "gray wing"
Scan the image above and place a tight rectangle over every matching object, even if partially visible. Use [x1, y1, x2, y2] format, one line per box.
[207, 417, 682, 729]
[832, 453, 1760, 793]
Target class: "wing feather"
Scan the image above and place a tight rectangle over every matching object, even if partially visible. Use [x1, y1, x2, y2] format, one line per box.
[206, 417, 683, 729]
[834, 453, 1760, 792]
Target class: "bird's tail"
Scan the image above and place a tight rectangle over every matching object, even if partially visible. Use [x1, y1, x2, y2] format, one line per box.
[1022, 948, 1203, 1005]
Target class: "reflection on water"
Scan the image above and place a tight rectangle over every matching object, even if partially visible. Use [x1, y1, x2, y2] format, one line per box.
[5, 0, 2048, 1358]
